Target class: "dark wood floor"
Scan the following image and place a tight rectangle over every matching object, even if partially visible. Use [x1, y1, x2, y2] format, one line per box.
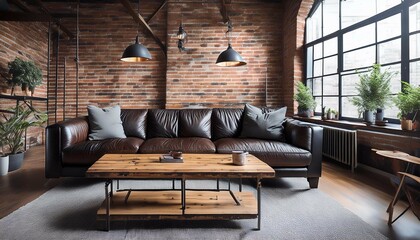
[0, 145, 419, 239]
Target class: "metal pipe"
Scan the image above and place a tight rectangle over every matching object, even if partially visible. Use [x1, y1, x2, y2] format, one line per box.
[47, 21, 51, 126]
[75, 0, 80, 117]
[55, 30, 59, 123]
[63, 57, 66, 120]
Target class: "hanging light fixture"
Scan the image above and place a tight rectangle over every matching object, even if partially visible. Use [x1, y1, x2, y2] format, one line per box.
[177, 23, 187, 51]
[216, 20, 246, 67]
[121, 0, 151, 62]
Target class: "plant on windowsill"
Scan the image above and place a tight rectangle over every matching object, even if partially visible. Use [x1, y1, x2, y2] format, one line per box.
[351, 64, 393, 124]
[393, 82, 420, 130]
[7, 57, 43, 96]
[294, 81, 317, 117]
[0, 102, 47, 171]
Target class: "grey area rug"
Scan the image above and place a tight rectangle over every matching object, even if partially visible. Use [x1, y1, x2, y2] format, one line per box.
[0, 178, 387, 240]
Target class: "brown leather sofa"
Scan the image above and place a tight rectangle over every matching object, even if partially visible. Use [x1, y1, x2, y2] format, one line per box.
[46, 108, 323, 188]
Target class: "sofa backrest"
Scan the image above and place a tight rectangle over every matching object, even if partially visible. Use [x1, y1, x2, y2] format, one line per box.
[121, 109, 148, 139]
[119, 108, 246, 140]
[147, 109, 179, 138]
[179, 109, 212, 138]
[211, 108, 244, 140]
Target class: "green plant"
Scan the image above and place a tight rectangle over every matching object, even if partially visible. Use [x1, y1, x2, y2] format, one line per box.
[351, 64, 393, 112]
[8, 57, 43, 94]
[294, 82, 317, 110]
[393, 82, 420, 119]
[0, 103, 47, 154]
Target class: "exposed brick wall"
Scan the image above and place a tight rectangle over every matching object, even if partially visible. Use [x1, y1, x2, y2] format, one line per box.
[0, 21, 48, 148]
[166, 1, 282, 109]
[282, 0, 314, 116]
[48, 1, 167, 120]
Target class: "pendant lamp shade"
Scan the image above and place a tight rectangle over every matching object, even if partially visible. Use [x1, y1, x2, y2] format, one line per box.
[216, 44, 246, 67]
[121, 36, 151, 62]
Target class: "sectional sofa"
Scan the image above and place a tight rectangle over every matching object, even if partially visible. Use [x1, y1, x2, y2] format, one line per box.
[45, 108, 323, 188]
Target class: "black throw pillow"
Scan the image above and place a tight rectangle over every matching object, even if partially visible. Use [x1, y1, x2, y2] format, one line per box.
[240, 104, 287, 141]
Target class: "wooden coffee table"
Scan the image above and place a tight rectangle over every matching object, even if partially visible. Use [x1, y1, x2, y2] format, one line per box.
[86, 153, 275, 231]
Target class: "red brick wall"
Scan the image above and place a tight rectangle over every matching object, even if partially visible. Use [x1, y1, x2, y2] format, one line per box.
[282, 0, 314, 116]
[0, 21, 48, 148]
[166, 1, 282, 109]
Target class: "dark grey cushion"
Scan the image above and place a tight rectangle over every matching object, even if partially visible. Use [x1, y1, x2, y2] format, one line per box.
[87, 105, 127, 140]
[240, 104, 287, 141]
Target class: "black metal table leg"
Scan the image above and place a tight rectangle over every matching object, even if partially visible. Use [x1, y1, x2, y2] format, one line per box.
[239, 178, 242, 192]
[257, 178, 261, 230]
[105, 179, 111, 231]
[181, 179, 186, 214]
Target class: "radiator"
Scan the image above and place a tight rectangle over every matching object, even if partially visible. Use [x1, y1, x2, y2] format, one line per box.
[322, 127, 358, 171]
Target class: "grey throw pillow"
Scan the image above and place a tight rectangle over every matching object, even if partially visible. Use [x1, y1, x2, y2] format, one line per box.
[87, 105, 127, 140]
[240, 104, 287, 141]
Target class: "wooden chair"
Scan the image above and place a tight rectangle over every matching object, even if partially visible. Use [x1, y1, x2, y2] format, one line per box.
[372, 149, 420, 225]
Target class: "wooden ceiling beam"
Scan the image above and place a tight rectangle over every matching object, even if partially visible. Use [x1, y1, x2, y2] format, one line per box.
[119, 0, 167, 56]
[220, 0, 231, 24]
[0, 11, 53, 21]
[146, 0, 167, 24]
[30, 0, 75, 39]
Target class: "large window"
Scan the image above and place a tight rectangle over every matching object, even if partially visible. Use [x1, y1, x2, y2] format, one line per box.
[305, 0, 419, 121]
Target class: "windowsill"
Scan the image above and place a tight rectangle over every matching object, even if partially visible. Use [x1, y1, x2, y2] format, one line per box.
[293, 116, 420, 137]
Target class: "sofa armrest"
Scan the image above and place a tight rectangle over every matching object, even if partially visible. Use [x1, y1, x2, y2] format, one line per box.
[45, 117, 89, 178]
[285, 119, 323, 177]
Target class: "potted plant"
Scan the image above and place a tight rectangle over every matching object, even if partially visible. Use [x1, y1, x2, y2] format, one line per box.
[394, 82, 420, 130]
[1, 103, 47, 171]
[294, 81, 317, 117]
[351, 64, 393, 124]
[8, 57, 43, 96]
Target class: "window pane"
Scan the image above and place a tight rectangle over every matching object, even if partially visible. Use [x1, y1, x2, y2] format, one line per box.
[313, 78, 322, 96]
[385, 64, 402, 94]
[410, 3, 420, 33]
[315, 97, 322, 113]
[314, 59, 322, 77]
[384, 101, 399, 119]
[343, 46, 375, 70]
[314, 43, 323, 59]
[377, 14, 401, 42]
[378, 39, 401, 64]
[307, 78, 313, 92]
[411, 61, 420, 87]
[324, 56, 337, 75]
[323, 97, 339, 113]
[323, 75, 339, 95]
[342, 74, 359, 95]
[307, 47, 313, 78]
[410, 33, 420, 60]
[343, 24, 375, 52]
[342, 97, 360, 118]
[323, 0, 339, 36]
[324, 37, 337, 56]
[307, 5, 322, 42]
[377, 0, 401, 14]
[341, 0, 376, 29]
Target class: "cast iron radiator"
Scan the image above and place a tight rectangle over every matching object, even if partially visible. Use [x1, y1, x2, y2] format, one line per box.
[322, 127, 358, 171]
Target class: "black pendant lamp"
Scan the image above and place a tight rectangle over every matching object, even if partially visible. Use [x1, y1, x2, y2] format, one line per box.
[121, 0, 151, 62]
[216, 21, 246, 67]
[121, 35, 151, 62]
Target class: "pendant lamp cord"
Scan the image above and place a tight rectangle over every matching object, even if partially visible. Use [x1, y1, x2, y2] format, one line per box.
[137, 0, 140, 38]
[226, 20, 232, 46]
[75, 0, 79, 117]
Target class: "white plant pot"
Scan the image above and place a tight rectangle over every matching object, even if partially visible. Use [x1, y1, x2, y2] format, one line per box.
[0, 155, 9, 176]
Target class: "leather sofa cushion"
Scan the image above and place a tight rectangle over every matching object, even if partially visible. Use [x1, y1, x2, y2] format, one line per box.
[62, 137, 144, 166]
[285, 119, 312, 151]
[139, 137, 216, 153]
[121, 109, 148, 139]
[147, 109, 179, 138]
[212, 108, 243, 140]
[214, 138, 311, 167]
[179, 109, 212, 138]
[60, 117, 89, 149]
